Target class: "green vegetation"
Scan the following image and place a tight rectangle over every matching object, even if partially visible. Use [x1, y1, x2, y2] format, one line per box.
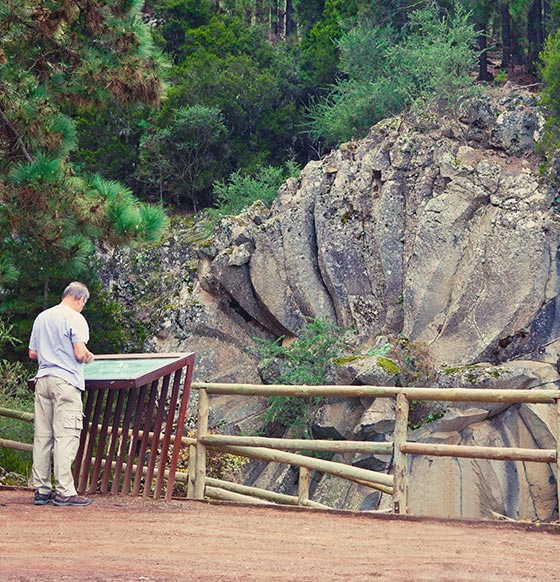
[137, 105, 228, 210]
[0, 0, 169, 339]
[203, 164, 299, 232]
[307, 2, 479, 146]
[539, 28, 560, 160]
[388, 336, 436, 387]
[0, 321, 34, 477]
[254, 317, 351, 434]
[408, 402, 446, 430]
[376, 357, 401, 376]
[441, 364, 511, 385]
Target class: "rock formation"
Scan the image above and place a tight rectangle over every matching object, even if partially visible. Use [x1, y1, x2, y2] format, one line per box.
[98, 88, 560, 520]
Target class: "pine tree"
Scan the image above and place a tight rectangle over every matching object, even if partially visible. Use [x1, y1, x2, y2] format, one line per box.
[0, 0, 168, 310]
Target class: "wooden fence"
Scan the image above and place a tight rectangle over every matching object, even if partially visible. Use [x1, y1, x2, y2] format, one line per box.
[2, 381, 559, 516]
[187, 382, 560, 515]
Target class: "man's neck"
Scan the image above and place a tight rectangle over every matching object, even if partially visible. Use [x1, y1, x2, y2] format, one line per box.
[60, 297, 82, 313]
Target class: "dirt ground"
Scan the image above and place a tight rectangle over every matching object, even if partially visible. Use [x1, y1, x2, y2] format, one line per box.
[2, 488, 560, 582]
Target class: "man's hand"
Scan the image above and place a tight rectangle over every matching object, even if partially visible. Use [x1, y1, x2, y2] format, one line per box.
[74, 342, 95, 364]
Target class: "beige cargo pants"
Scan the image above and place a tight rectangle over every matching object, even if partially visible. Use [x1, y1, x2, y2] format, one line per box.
[32, 376, 84, 497]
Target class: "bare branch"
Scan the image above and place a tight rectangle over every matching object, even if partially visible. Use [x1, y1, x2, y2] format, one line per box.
[0, 105, 33, 163]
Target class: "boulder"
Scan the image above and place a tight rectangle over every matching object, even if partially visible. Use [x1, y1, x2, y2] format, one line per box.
[354, 397, 396, 440]
[407, 405, 557, 520]
[309, 398, 363, 441]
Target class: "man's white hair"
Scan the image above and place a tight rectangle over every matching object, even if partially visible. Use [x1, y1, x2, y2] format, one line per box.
[62, 281, 90, 302]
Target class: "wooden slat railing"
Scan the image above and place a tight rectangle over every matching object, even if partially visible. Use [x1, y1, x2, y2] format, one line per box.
[188, 382, 560, 515]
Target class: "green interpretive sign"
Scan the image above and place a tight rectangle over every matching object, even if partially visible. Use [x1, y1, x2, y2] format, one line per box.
[83, 353, 195, 389]
[84, 357, 179, 381]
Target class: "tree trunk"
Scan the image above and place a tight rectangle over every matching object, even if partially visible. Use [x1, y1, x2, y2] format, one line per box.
[527, 0, 544, 74]
[275, 0, 284, 38]
[285, 0, 295, 37]
[543, 0, 551, 30]
[476, 24, 491, 81]
[501, 3, 512, 68]
[255, 0, 264, 27]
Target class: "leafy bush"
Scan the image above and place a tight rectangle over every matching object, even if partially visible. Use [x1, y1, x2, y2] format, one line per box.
[254, 317, 351, 434]
[307, 1, 479, 146]
[204, 164, 298, 232]
[0, 320, 34, 477]
[539, 29, 560, 157]
[137, 105, 228, 210]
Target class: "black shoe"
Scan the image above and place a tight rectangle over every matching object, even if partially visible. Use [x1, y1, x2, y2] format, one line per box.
[34, 490, 56, 506]
[53, 494, 92, 507]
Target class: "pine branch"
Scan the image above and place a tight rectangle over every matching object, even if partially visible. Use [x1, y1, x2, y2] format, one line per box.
[0, 105, 33, 163]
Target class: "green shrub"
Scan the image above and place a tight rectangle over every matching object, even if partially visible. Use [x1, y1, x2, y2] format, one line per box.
[203, 164, 299, 232]
[254, 317, 351, 434]
[539, 29, 560, 159]
[307, 1, 479, 146]
[0, 319, 34, 477]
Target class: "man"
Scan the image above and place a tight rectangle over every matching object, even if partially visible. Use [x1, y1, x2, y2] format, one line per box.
[29, 281, 95, 507]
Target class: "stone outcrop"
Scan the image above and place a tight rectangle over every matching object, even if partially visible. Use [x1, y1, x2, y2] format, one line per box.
[97, 88, 560, 520]
[197, 90, 559, 370]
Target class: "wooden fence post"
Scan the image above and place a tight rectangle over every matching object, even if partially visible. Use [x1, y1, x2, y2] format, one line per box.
[193, 388, 209, 499]
[393, 393, 409, 514]
[187, 443, 197, 498]
[298, 467, 311, 505]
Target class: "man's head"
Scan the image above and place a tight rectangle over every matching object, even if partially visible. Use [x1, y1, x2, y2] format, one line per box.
[61, 282, 90, 312]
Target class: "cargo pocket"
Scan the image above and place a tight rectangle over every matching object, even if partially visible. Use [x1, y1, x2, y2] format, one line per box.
[63, 411, 84, 434]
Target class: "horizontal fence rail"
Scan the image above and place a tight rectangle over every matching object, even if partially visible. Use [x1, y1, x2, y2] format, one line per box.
[191, 382, 560, 403]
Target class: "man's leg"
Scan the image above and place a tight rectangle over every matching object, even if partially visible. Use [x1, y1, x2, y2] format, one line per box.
[31, 377, 54, 493]
[51, 378, 83, 497]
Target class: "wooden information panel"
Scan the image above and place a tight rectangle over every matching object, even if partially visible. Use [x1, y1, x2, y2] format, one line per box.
[74, 353, 195, 501]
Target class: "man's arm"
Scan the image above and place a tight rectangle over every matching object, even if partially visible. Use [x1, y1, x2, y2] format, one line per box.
[73, 342, 95, 364]
[29, 349, 38, 360]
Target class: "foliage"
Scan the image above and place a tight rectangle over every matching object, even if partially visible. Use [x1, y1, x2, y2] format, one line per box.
[203, 164, 298, 232]
[0, 320, 30, 403]
[0, 319, 34, 477]
[408, 401, 446, 430]
[149, 11, 307, 205]
[0, 415, 34, 479]
[539, 28, 560, 157]
[388, 335, 436, 387]
[0, 0, 169, 320]
[137, 105, 228, 209]
[74, 106, 152, 193]
[254, 317, 351, 434]
[154, 0, 211, 59]
[307, 1, 479, 146]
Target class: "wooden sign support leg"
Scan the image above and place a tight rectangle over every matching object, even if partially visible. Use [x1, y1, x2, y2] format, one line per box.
[556, 399, 560, 520]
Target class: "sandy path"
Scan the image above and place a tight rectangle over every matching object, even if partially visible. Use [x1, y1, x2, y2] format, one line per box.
[1, 488, 559, 581]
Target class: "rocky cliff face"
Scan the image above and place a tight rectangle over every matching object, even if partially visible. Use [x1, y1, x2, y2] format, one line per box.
[98, 88, 560, 520]
[198, 89, 560, 370]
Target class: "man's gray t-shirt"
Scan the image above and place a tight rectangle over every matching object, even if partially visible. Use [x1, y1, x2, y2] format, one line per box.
[29, 304, 90, 391]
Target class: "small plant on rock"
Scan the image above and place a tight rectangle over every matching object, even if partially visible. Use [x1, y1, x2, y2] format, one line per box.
[254, 317, 351, 436]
